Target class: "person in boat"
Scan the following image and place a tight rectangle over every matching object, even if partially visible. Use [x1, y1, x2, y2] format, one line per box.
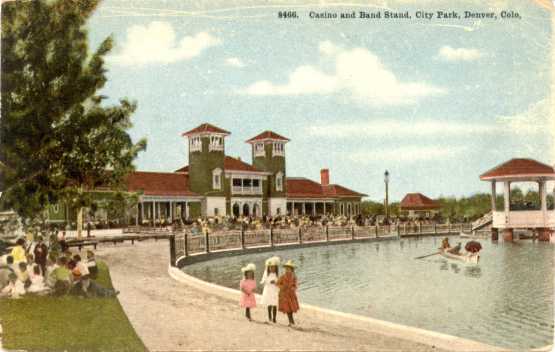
[441, 237, 450, 250]
[448, 242, 462, 255]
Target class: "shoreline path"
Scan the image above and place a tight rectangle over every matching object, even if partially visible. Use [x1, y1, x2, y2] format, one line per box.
[96, 240, 479, 352]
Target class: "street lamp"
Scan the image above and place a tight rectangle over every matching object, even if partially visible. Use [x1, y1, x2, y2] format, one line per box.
[384, 170, 390, 224]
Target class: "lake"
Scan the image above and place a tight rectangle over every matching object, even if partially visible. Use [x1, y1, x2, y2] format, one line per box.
[183, 235, 554, 349]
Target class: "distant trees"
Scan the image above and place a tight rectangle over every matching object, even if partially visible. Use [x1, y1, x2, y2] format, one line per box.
[0, 0, 146, 236]
[362, 186, 553, 223]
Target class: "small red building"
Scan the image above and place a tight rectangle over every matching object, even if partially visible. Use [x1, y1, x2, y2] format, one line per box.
[399, 193, 440, 219]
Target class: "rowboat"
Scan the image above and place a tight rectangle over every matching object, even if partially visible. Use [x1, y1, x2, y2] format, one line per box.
[439, 248, 479, 264]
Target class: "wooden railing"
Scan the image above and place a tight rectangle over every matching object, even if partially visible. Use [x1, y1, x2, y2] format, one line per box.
[169, 223, 472, 266]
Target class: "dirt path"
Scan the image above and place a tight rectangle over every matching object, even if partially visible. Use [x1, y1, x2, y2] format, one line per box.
[96, 240, 476, 352]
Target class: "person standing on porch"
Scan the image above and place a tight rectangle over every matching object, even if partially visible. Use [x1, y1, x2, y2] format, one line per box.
[277, 260, 299, 327]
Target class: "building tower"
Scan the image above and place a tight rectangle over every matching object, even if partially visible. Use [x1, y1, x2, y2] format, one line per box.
[182, 123, 230, 216]
[246, 131, 289, 216]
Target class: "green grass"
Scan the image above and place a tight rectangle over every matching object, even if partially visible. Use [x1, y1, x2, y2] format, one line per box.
[0, 261, 147, 352]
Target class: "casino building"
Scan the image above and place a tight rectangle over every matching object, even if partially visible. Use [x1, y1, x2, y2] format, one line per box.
[119, 123, 366, 224]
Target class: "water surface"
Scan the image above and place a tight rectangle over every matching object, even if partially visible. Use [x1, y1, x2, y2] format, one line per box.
[183, 235, 554, 349]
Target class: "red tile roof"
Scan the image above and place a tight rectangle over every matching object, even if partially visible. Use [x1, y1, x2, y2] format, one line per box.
[126, 171, 198, 197]
[223, 156, 262, 172]
[399, 193, 440, 210]
[286, 178, 366, 199]
[246, 131, 290, 143]
[324, 184, 367, 197]
[181, 123, 230, 137]
[175, 156, 263, 173]
[480, 158, 555, 180]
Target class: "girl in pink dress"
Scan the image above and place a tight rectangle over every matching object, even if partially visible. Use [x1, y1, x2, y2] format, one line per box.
[239, 263, 257, 321]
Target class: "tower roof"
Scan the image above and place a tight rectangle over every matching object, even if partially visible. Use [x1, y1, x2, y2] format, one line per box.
[181, 123, 230, 137]
[246, 130, 290, 143]
[480, 158, 555, 180]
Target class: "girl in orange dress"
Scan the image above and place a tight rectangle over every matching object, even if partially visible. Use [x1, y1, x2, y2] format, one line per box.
[277, 260, 299, 326]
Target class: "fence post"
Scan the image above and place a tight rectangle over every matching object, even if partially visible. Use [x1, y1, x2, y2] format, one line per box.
[241, 225, 245, 249]
[448, 223, 451, 233]
[397, 224, 400, 236]
[169, 234, 176, 267]
[434, 223, 437, 234]
[205, 231, 210, 253]
[270, 225, 274, 247]
[298, 226, 303, 244]
[351, 226, 355, 240]
[418, 223, 422, 234]
[325, 225, 329, 242]
[375, 225, 379, 238]
[184, 232, 189, 257]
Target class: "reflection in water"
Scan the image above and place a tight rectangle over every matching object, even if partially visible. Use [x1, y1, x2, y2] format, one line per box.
[184, 236, 554, 350]
[464, 266, 482, 278]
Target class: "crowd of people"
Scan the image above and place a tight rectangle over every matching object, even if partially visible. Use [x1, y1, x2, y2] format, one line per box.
[172, 214, 447, 236]
[240, 256, 299, 327]
[0, 236, 118, 299]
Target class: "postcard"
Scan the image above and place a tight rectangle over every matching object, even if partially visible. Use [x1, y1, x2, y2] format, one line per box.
[0, 0, 554, 351]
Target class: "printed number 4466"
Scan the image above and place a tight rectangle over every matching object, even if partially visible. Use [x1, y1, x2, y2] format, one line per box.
[278, 11, 298, 19]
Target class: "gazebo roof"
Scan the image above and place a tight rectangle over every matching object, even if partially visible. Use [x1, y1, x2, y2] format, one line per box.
[480, 158, 555, 181]
[399, 193, 440, 210]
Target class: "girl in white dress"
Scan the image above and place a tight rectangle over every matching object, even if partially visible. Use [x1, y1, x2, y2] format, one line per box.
[260, 256, 280, 323]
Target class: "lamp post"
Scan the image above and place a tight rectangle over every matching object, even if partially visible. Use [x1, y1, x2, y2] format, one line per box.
[384, 170, 390, 224]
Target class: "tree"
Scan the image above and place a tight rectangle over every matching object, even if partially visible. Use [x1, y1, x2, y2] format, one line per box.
[1, 0, 146, 236]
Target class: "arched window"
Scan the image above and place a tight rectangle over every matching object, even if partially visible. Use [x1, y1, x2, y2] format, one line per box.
[212, 168, 222, 190]
[232, 203, 240, 217]
[275, 171, 283, 191]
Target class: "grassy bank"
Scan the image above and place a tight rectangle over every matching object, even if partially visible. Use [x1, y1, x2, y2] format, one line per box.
[0, 261, 146, 352]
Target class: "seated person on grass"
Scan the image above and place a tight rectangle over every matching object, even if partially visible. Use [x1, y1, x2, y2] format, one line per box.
[0, 256, 16, 289]
[27, 264, 50, 295]
[45, 253, 60, 288]
[86, 250, 98, 279]
[49, 257, 72, 296]
[0, 273, 25, 299]
[17, 262, 32, 290]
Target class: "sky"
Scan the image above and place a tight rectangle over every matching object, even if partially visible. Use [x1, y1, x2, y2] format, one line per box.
[86, 0, 555, 202]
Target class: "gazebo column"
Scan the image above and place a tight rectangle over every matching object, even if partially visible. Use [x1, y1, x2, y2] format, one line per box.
[490, 182, 498, 241]
[538, 181, 551, 241]
[312, 201, 316, 216]
[503, 181, 513, 242]
[302, 202, 306, 215]
[490, 181, 496, 211]
[323, 202, 326, 215]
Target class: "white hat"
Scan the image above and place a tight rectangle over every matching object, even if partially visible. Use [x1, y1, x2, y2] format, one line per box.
[241, 263, 256, 273]
[265, 256, 281, 267]
[282, 259, 296, 269]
